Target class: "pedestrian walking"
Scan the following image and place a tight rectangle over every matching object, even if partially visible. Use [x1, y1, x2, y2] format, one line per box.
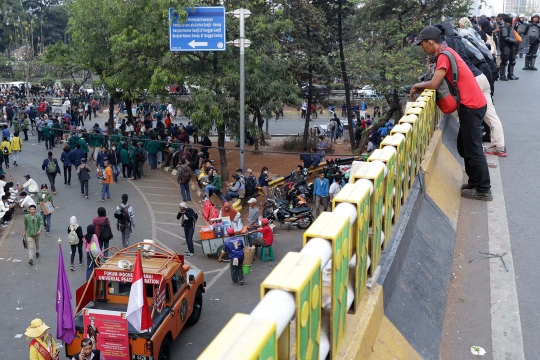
[83, 224, 99, 281]
[23, 204, 44, 266]
[93, 207, 113, 257]
[11, 132, 22, 166]
[98, 160, 113, 202]
[36, 117, 45, 143]
[24, 319, 59, 359]
[67, 216, 84, 271]
[176, 159, 192, 201]
[218, 227, 245, 286]
[313, 170, 330, 217]
[108, 144, 120, 183]
[0, 136, 11, 168]
[115, 194, 136, 248]
[42, 151, 61, 194]
[60, 146, 74, 185]
[77, 159, 91, 199]
[177, 203, 196, 257]
[119, 143, 130, 179]
[22, 115, 30, 141]
[36, 183, 53, 236]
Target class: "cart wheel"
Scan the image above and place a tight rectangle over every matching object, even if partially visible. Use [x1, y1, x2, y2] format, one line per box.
[217, 245, 230, 262]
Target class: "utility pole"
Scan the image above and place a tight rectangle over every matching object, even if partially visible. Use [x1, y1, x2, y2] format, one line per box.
[228, 9, 251, 171]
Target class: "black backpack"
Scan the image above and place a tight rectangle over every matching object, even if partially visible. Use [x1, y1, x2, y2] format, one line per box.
[114, 206, 131, 225]
[100, 220, 113, 241]
[245, 176, 257, 196]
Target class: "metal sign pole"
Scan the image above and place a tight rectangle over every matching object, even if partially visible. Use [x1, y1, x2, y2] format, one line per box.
[239, 8, 245, 171]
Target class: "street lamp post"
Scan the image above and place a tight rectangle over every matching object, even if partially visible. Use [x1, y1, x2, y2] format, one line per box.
[228, 8, 251, 171]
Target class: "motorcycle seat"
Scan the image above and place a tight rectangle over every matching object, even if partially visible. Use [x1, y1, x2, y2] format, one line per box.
[288, 206, 311, 214]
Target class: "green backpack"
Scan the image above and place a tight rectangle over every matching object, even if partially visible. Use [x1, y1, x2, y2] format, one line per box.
[47, 159, 57, 173]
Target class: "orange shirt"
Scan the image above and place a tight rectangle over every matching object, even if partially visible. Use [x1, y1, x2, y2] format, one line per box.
[104, 166, 113, 184]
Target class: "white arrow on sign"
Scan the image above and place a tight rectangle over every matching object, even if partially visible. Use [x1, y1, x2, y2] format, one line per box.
[188, 40, 208, 48]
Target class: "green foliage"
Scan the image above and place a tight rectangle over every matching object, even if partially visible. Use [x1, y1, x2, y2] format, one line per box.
[39, 74, 55, 87]
[282, 134, 334, 153]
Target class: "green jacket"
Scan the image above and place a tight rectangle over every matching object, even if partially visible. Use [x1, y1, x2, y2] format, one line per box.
[24, 213, 44, 237]
[110, 134, 120, 145]
[68, 135, 80, 150]
[22, 118, 30, 130]
[78, 138, 89, 153]
[13, 119, 21, 132]
[37, 191, 54, 206]
[209, 174, 222, 190]
[42, 126, 52, 138]
[129, 147, 141, 162]
[146, 140, 162, 155]
[119, 147, 129, 164]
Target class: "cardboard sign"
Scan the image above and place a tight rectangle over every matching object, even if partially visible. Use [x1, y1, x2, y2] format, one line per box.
[40, 201, 54, 215]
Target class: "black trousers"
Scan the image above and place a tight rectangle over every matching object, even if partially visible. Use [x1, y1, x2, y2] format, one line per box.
[47, 172, 57, 192]
[457, 105, 491, 192]
[64, 165, 72, 184]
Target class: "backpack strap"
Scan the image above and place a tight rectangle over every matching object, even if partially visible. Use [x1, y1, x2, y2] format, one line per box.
[440, 50, 460, 111]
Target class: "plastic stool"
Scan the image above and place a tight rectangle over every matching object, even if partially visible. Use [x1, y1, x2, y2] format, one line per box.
[260, 245, 274, 262]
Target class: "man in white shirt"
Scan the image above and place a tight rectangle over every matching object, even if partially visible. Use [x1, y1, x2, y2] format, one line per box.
[21, 174, 39, 194]
[329, 175, 343, 201]
[19, 191, 36, 211]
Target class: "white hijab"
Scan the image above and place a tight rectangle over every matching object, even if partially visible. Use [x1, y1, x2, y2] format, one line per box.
[70, 216, 79, 230]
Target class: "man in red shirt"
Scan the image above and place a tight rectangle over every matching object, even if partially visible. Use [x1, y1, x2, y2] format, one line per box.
[253, 218, 273, 247]
[410, 26, 492, 201]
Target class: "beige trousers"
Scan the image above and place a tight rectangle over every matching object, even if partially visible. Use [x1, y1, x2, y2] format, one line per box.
[475, 74, 505, 148]
[27, 235, 40, 260]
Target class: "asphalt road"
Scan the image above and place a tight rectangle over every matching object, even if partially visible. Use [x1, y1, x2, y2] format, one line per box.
[0, 118, 307, 359]
[441, 59, 540, 360]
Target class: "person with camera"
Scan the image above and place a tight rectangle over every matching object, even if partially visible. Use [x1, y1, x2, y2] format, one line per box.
[177, 203, 196, 257]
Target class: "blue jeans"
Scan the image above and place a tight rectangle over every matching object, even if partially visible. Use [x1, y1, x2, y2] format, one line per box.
[101, 183, 110, 199]
[184, 227, 195, 253]
[112, 164, 120, 182]
[148, 153, 157, 169]
[40, 212, 51, 232]
[205, 185, 217, 195]
[180, 183, 191, 201]
[225, 190, 239, 201]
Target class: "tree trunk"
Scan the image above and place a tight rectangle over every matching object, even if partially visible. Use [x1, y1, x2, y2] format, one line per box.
[253, 110, 259, 151]
[302, 26, 313, 149]
[108, 95, 115, 135]
[217, 123, 228, 191]
[338, 0, 355, 152]
[125, 98, 133, 125]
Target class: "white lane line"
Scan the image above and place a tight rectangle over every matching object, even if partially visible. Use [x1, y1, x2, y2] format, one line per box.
[156, 226, 202, 247]
[488, 156, 525, 360]
[150, 202, 182, 206]
[205, 264, 230, 290]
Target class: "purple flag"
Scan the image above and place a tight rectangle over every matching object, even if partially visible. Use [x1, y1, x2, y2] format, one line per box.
[56, 243, 76, 344]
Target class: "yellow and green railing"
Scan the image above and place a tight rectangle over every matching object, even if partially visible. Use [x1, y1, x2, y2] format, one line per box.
[199, 90, 440, 360]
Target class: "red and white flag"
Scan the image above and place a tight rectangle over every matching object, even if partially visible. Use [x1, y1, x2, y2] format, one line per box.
[126, 250, 153, 333]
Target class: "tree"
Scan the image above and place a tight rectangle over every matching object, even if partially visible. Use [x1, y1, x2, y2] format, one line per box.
[42, 41, 92, 87]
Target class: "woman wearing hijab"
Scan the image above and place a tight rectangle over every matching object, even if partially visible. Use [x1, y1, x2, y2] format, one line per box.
[67, 216, 84, 271]
[219, 202, 243, 231]
[84, 224, 99, 280]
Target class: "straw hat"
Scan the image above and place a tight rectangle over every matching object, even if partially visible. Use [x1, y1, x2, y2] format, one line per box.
[25, 318, 50, 338]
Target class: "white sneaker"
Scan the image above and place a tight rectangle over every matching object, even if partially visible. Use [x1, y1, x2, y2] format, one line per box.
[185, 252, 195, 257]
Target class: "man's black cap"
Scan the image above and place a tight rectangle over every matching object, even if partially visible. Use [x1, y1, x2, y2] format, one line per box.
[413, 26, 442, 45]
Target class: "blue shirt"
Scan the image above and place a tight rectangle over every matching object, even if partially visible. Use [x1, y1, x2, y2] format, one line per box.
[310, 154, 321, 168]
[313, 177, 329, 197]
[2, 128, 9, 140]
[300, 153, 311, 168]
[61, 150, 74, 166]
[223, 236, 244, 259]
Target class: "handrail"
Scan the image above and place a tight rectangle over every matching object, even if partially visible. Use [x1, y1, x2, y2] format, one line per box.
[198, 91, 439, 359]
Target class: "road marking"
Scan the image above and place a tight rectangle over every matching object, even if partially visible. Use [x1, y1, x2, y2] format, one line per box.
[205, 264, 229, 290]
[154, 211, 180, 215]
[134, 179, 173, 182]
[155, 221, 183, 226]
[156, 226, 202, 247]
[488, 156, 525, 360]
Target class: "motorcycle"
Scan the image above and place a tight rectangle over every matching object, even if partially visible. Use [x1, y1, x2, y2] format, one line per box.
[264, 196, 314, 230]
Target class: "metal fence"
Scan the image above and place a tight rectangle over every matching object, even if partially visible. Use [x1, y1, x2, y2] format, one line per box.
[199, 90, 441, 360]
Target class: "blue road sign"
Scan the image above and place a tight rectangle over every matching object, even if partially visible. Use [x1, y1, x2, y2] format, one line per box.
[169, 7, 226, 52]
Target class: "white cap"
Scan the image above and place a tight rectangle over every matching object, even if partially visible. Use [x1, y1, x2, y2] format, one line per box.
[247, 198, 257, 204]
[246, 168, 253, 173]
[179, 202, 187, 208]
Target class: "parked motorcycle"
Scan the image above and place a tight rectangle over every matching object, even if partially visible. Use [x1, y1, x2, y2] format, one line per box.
[264, 196, 314, 230]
